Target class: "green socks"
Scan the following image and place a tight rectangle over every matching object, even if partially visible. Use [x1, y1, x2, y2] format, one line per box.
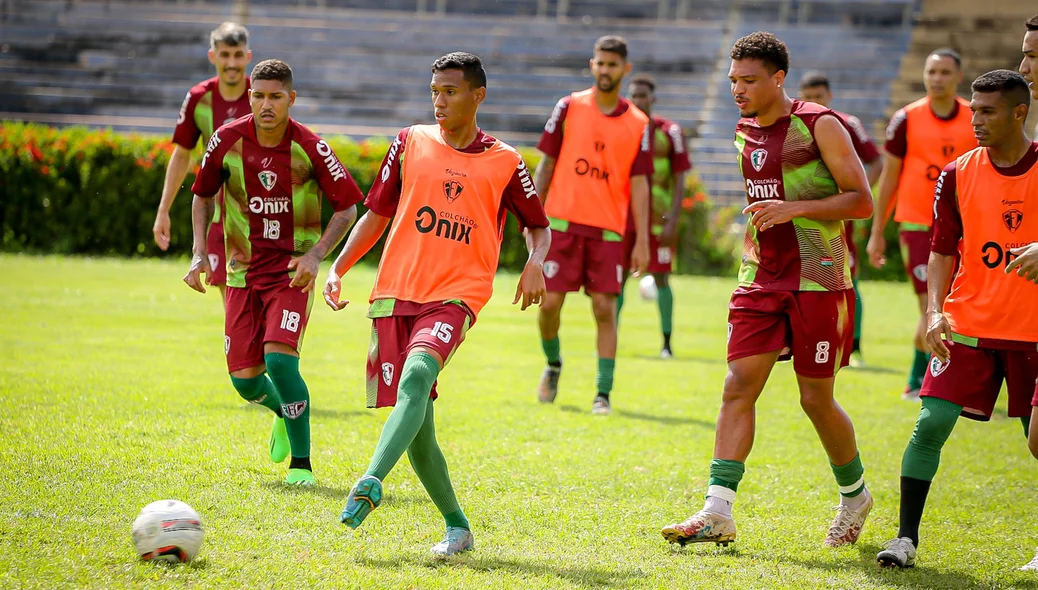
[596, 357, 615, 396]
[707, 459, 745, 494]
[616, 285, 626, 320]
[542, 336, 561, 366]
[831, 453, 866, 498]
[407, 401, 469, 530]
[657, 284, 674, 335]
[908, 349, 929, 391]
[852, 278, 863, 341]
[365, 352, 440, 480]
[901, 396, 961, 481]
[230, 373, 283, 416]
[265, 352, 311, 460]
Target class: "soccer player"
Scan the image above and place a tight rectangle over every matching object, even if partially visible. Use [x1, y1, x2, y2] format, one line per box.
[184, 59, 363, 486]
[617, 74, 693, 359]
[660, 32, 876, 548]
[798, 71, 883, 367]
[1006, 15, 1038, 293]
[534, 35, 653, 415]
[153, 22, 252, 298]
[875, 70, 1038, 569]
[866, 49, 976, 400]
[323, 52, 550, 556]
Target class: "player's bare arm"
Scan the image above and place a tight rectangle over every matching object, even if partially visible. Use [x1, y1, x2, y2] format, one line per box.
[153, 145, 193, 250]
[514, 227, 551, 311]
[629, 174, 651, 274]
[1005, 243, 1038, 283]
[533, 156, 556, 204]
[184, 195, 215, 293]
[323, 210, 393, 311]
[867, 152, 904, 267]
[289, 204, 358, 294]
[744, 115, 873, 231]
[661, 169, 687, 247]
[924, 251, 956, 362]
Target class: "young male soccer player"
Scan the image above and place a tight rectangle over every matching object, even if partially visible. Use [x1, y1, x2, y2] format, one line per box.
[798, 71, 882, 367]
[659, 32, 876, 548]
[876, 70, 1038, 569]
[1006, 15, 1038, 293]
[866, 49, 976, 400]
[154, 22, 252, 298]
[184, 59, 363, 486]
[534, 35, 653, 415]
[617, 74, 693, 359]
[323, 52, 551, 556]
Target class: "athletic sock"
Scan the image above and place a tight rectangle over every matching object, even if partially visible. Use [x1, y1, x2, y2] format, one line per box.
[908, 349, 928, 390]
[265, 352, 310, 459]
[1022, 414, 1031, 438]
[897, 396, 962, 547]
[831, 453, 866, 504]
[657, 284, 674, 339]
[365, 352, 440, 480]
[897, 477, 931, 547]
[289, 456, 312, 472]
[596, 357, 615, 396]
[616, 285, 626, 320]
[704, 459, 744, 518]
[663, 332, 672, 352]
[853, 278, 863, 342]
[542, 336, 561, 366]
[229, 374, 283, 416]
[852, 338, 861, 354]
[407, 401, 469, 530]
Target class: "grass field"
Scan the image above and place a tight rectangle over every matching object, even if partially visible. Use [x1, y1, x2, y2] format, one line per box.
[2, 254, 1036, 589]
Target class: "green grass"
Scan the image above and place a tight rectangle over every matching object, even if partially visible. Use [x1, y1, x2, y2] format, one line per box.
[1, 254, 1036, 589]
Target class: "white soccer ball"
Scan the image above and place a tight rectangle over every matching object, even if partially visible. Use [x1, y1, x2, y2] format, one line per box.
[131, 500, 204, 563]
[638, 274, 658, 301]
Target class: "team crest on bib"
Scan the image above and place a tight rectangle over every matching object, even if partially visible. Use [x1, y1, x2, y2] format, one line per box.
[750, 149, 768, 172]
[929, 355, 950, 378]
[1004, 209, 1023, 233]
[543, 261, 560, 279]
[443, 179, 464, 203]
[381, 362, 394, 387]
[258, 171, 277, 191]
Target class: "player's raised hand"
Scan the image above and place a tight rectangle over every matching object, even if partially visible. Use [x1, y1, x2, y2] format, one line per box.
[513, 261, 546, 311]
[183, 253, 210, 293]
[153, 211, 171, 251]
[924, 309, 953, 363]
[866, 233, 887, 268]
[288, 253, 321, 293]
[1006, 243, 1038, 284]
[743, 200, 795, 232]
[322, 271, 349, 311]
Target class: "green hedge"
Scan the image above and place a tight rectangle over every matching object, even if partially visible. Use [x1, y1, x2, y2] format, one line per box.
[0, 122, 902, 279]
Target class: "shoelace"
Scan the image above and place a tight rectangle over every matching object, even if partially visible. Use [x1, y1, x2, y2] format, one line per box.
[828, 505, 853, 535]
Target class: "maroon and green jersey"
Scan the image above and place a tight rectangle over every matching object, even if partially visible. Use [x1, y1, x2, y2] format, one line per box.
[735, 99, 852, 292]
[191, 115, 365, 287]
[173, 76, 252, 227]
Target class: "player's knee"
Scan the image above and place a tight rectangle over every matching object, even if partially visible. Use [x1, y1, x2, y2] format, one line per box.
[540, 294, 564, 316]
[1028, 436, 1038, 461]
[229, 374, 264, 402]
[264, 352, 300, 380]
[721, 370, 758, 406]
[590, 297, 616, 324]
[798, 388, 834, 418]
[652, 273, 669, 288]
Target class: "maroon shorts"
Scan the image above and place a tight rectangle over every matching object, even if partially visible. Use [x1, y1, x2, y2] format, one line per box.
[899, 228, 931, 295]
[206, 221, 227, 287]
[623, 232, 674, 274]
[727, 287, 854, 378]
[224, 282, 313, 372]
[366, 301, 473, 408]
[921, 345, 1038, 420]
[543, 229, 623, 295]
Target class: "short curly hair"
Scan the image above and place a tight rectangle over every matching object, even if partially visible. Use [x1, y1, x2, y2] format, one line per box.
[251, 59, 293, 89]
[730, 31, 789, 74]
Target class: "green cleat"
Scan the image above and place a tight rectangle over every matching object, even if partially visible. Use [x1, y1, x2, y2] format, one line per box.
[340, 475, 383, 529]
[269, 416, 290, 464]
[285, 468, 316, 487]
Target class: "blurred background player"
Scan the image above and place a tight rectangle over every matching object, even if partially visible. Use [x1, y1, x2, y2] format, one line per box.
[324, 52, 550, 556]
[617, 73, 692, 359]
[867, 49, 976, 400]
[1007, 15, 1038, 292]
[153, 22, 252, 299]
[184, 59, 363, 486]
[534, 35, 653, 415]
[798, 71, 883, 367]
[660, 32, 875, 548]
[876, 70, 1037, 570]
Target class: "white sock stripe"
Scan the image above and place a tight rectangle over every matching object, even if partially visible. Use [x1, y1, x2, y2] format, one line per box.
[707, 485, 737, 503]
[838, 477, 865, 495]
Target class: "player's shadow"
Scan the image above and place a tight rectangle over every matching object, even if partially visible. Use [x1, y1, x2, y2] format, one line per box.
[631, 354, 725, 365]
[358, 554, 645, 587]
[557, 404, 714, 428]
[843, 364, 901, 375]
[234, 403, 368, 422]
[786, 542, 1038, 590]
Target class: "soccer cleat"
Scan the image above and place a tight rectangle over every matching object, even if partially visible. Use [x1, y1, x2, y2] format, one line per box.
[340, 475, 383, 529]
[285, 468, 315, 487]
[661, 511, 736, 546]
[824, 488, 873, 547]
[660, 347, 674, 359]
[269, 416, 290, 463]
[591, 395, 612, 415]
[902, 386, 921, 402]
[877, 536, 917, 568]
[1021, 547, 1038, 571]
[849, 351, 865, 368]
[538, 364, 562, 403]
[430, 526, 474, 557]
